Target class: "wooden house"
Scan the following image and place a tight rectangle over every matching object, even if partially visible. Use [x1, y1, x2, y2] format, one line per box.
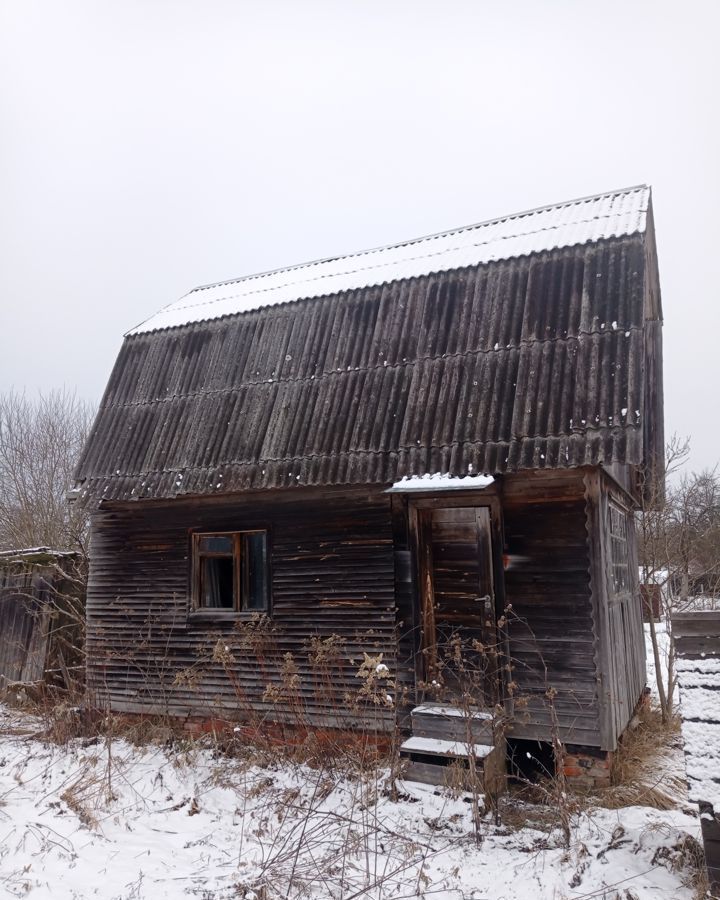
[639, 567, 668, 622]
[73, 185, 663, 782]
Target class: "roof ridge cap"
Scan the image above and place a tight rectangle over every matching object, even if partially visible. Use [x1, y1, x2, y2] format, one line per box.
[127, 185, 650, 335]
[186, 184, 650, 297]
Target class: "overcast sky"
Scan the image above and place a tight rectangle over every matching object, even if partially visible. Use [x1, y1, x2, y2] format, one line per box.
[1, 0, 718, 472]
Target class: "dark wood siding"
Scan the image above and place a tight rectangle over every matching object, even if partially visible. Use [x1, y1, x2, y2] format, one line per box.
[0, 567, 50, 683]
[0, 554, 83, 688]
[502, 471, 601, 746]
[86, 490, 398, 729]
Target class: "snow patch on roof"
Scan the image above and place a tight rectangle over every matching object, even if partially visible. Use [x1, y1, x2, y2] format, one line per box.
[678, 687, 720, 722]
[387, 473, 495, 492]
[130, 185, 650, 334]
[681, 721, 720, 807]
[676, 657, 720, 675]
[675, 638, 720, 808]
[639, 567, 669, 585]
[0, 547, 76, 560]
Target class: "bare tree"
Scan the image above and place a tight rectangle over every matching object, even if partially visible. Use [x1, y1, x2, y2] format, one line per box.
[666, 468, 720, 605]
[0, 389, 95, 554]
[639, 436, 720, 722]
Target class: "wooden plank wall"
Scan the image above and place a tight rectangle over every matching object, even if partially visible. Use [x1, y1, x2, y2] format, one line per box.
[502, 471, 602, 747]
[587, 471, 646, 750]
[0, 566, 52, 684]
[86, 490, 398, 730]
[87, 470, 644, 748]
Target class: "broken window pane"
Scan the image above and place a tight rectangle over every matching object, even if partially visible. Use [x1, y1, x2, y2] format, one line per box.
[198, 535, 233, 554]
[200, 556, 235, 608]
[193, 531, 269, 613]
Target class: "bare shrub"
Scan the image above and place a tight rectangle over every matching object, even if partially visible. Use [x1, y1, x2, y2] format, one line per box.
[0, 388, 95, 553]
[640, 435, 720, 721]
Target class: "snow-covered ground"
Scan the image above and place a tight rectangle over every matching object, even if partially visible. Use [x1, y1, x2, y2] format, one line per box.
[645, 621, 670, 703]
[0, 703, 702, 900]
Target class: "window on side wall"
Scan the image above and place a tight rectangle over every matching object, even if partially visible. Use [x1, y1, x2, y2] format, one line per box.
[608, 502, 630, 594]
[191, 531, 269, 613]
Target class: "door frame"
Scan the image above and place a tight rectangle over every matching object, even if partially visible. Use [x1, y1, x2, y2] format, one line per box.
[407, 491, 508, 707]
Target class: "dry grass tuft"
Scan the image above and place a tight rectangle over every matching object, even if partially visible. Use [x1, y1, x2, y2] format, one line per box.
[600, 704, 686, 811]
[650, 831, 708, 898]
[497, 788, 572, 833]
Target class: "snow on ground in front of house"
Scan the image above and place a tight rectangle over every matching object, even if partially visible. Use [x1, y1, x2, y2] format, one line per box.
[0, 705, 702, 900]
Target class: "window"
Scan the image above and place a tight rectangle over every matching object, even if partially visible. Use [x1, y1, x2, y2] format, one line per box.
[608, 502, 630, 594]
[191, 531, 269, 613]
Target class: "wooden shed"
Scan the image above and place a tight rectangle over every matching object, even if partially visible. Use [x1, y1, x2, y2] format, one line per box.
[0, 548, 83, 690]
[73, 186, 663, 781]
[673, 612, 720, 893]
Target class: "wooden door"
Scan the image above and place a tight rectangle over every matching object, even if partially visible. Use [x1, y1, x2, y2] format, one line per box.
[421, 506, 498, 704]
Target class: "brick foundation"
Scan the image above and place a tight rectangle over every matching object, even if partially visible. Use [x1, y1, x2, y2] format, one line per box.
[562, 747, 613, 789]
[108, 711, 392, 757]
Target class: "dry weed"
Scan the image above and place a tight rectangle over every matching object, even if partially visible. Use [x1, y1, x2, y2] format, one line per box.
[649, 830, 708, 898]
[600, 704, 686, 811]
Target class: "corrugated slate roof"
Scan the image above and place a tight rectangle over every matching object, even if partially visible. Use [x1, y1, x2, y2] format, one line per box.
[75, 186, 663, 502]
[131, 185, 650, 334]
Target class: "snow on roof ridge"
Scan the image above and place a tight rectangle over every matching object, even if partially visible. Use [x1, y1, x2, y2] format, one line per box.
[189, 183, 650, 295]
[129, 184, 650, 335]
[0, 547, 77, 558]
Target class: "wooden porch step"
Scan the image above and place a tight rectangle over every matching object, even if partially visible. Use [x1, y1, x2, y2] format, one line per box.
[399, 736, 490, 788]
[410, 703, 494, 744]
[400, 735, 495, 759]
[402, 759, 467, 787]
[399, 734, 506, 791]
[400, 704, 505, 790]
